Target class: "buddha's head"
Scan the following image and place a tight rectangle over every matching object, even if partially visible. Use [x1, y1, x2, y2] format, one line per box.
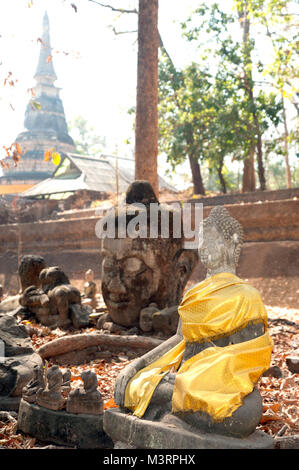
[199, 206, 243, 276]
[85, 269, 94, 283]
[101, 181, 198, 327]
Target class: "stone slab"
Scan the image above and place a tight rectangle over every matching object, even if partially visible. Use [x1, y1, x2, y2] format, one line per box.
[103, 408, 274, 450]
[17, 399, 113, 449]
[0, 295, 20, 313]
[0, 396, 20, 412]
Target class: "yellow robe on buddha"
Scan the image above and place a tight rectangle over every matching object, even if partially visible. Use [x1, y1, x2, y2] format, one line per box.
[124, 272, 273, 421]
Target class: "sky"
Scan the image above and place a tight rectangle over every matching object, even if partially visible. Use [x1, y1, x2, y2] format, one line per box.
[0, 0, 201, 186]
[0, 0, 297, 187]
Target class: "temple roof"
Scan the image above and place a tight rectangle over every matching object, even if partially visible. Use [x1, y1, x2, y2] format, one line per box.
[1, 12, 75, 187]
[21, 154, 177, 198]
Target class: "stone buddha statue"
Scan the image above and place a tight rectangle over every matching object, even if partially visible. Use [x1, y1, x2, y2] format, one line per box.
[113, 206, 273, 438]
[101, 181, 198, 329]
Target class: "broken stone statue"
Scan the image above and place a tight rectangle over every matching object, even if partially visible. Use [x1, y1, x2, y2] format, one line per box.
[36, 364, 66, 411]
[18, 254, 46, 292]
[82, 269, 97, 309]
[66, 370, 103, 415]
[0, 313, 43, 411]
[104, 206, 274, 449]
[100, 181, 198, 332]
[19, 265, 91, 329]
[18, 366, 111, 449]
[22, 364, 45, 404]
[0, 254, 46, 315]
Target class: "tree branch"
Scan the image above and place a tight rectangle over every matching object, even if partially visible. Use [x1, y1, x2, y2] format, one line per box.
[110, 26, 137, 35]
[88, 0, 177, 72]
[87, 0, 138, 14]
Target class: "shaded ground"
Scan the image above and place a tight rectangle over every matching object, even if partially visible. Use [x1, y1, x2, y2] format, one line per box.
[0, 301, 297, 449]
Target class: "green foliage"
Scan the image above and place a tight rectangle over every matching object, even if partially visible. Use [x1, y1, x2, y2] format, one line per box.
[158, 0, 297, 193]
[68, 115, 106, 156]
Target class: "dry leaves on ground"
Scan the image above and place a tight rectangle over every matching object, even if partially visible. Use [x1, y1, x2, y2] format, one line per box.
[0, 304, 297, 448]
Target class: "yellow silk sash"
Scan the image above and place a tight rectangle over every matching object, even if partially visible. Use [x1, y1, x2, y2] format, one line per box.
[172, 331, 272, 420]
[124, 272, 273, 420]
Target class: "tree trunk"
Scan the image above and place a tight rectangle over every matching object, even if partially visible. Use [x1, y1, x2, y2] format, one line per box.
[281, 93, 292, 188]
[217, 159, 227, 194]
[135, 0, 159, 197]
[188, 154, 205, 195]
[242, 149, 256, 192]
[239, 1, 265, 191]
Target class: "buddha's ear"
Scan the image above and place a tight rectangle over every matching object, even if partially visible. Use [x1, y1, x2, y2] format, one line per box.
[174, 249, 199, 288]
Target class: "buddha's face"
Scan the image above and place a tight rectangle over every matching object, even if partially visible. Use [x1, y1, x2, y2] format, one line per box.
[199, 224, 229, 271]
[101, 238, 162, 327]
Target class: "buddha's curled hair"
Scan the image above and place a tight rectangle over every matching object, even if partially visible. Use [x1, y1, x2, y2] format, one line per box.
[203, 206, 244, 265]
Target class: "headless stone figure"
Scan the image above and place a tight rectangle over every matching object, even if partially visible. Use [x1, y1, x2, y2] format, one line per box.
[36, 365, 65, 411]
[22, 364, 45, 404]
[66, 370, 103, 415]
[114, 206, 272, 438]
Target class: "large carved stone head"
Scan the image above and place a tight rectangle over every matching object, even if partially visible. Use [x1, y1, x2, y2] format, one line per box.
[101, 181, 198, 327]
[199, 206, 244, 275]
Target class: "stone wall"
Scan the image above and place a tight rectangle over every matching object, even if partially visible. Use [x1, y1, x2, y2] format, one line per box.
[187, 187, 299, 206]
[0, 197, 298, 292]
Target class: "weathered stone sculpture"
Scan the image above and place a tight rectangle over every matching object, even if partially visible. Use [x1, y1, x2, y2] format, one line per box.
[83, 269, 97, 309]
[18, 254, 46, 292]
[66, 370, 103, 415]
[19, 285, 52, 325]
[139, 304, 179, 337]
[104, 206, 274, 448]
[62, 368, 71, 393]
[101, 181, 198, 329]
[139, 303, 160, 333]
[0, 313, 43, 410]
[19, 266, 90, 329]
[22, 364, 45, 404]
[36, 364, 65, 410]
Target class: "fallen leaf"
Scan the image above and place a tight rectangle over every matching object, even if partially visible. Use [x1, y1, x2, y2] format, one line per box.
[104, 398, 118, 410]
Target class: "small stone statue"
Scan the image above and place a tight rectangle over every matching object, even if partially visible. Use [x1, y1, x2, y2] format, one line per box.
[139, 304, 179, 337]
[66, 370, 103, 415]
[19, 286, 53, 326]
[83, 269, 97, 309]
[22, 364, 45, 404]
[19, 266, 90, 329]
[139, 303, 159, 332]
[152, 305, 179, 337]
[113, 206, 273, 439]
[40, 267, 81, 328]
[36, 365, 66, 411]
[62, 369, 71, 393]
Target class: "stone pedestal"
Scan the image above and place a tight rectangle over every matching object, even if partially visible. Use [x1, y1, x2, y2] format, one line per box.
[0, 396, 20, 412]
[17, 399, 113, 449]
[103, 408, 274, 449]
